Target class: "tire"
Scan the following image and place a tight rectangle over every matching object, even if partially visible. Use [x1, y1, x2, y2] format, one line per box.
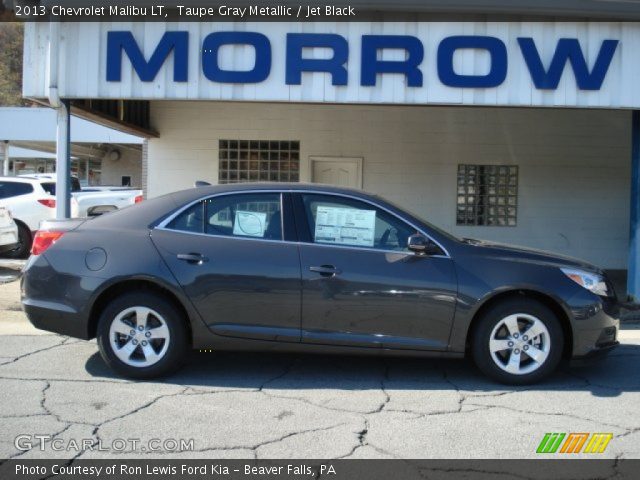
[471, 298, 564, 385]
[2, 222, 32, 259]
[96, 291, 189, 379]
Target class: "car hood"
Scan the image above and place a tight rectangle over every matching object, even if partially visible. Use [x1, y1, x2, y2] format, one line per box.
[461, 238, 602, 273]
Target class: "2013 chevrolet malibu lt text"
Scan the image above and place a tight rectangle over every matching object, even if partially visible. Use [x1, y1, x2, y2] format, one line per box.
[20, 184, 620, 384]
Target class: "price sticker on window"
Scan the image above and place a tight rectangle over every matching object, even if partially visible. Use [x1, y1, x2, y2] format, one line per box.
[233, 211, 267, 237]
[314, 206, 376, 247]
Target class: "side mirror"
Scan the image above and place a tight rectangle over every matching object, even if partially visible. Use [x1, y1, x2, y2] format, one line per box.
[407, 234, 441, 256]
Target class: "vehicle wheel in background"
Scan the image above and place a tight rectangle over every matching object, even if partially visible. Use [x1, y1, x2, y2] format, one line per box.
[96, 291, 189, 379]
[3, 222, 32, 259]
[471, 298, 564, 385]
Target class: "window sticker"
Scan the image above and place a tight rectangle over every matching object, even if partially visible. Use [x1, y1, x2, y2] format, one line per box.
[314, 205, 376, 247]
[233, 211, 267, 237]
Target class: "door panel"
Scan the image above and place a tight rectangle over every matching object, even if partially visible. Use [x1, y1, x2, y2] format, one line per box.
[296, 193, 457, 350]
[151, 193, 301, 342]
[300, 245, 456, 350]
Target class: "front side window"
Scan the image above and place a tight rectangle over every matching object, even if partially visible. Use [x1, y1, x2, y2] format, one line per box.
[166, 193, 283, 241]
[301, 194, 415, 252]
[0, 181, 34, 199]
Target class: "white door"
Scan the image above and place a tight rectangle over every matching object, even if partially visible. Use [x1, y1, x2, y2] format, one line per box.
[310, 157, 363, 189]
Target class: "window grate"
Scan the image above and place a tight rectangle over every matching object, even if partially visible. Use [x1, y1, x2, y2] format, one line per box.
[218, 140, 300, 184]
[456, 164, 518, 227]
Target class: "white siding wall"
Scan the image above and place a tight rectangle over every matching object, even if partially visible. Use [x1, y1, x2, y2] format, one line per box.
[100, 148, 143, 188]
[148, 101, 631, 269]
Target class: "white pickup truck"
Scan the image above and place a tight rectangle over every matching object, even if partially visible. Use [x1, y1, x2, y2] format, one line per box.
[74, 186, 143, 217]
[21, 175, 143, 217]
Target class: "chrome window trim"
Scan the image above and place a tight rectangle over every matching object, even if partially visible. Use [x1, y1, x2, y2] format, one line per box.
[155, 189, 451, 258]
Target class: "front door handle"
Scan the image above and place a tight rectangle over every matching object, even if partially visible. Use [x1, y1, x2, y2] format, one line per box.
[309, 265, 341, 277]
[177, 253, 208, 265]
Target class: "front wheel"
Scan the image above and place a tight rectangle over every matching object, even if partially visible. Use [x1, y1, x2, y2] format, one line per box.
[471, 298, 564, 385]
[97, 292, 189, 379]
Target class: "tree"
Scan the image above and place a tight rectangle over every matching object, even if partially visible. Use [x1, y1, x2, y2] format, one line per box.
[0, 22, 28, 106]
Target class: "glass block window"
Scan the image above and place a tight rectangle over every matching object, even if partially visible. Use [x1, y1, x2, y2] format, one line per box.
[456, 165, 518, 226]
[218, 140, 300, 184]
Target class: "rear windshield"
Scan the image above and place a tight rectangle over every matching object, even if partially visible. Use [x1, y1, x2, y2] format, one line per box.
[0, 181, 34, 199]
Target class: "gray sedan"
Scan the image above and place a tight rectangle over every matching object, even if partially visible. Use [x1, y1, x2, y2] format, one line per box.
[21, 183, 620, 384]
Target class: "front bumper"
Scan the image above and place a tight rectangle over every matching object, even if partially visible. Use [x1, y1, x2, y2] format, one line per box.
[571, 340, 619, 366]
[570, 294, 620, 359]
[0, 241, 19, 254]
[0, 228, 19, 253]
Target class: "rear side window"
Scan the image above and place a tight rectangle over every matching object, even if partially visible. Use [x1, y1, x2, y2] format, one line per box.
[0, 182, 34, 199]
[165, 193, 283, 241]
[165, 202, 205, 234]
[41, 178, 81, 195]
[41, 182, 56, 195]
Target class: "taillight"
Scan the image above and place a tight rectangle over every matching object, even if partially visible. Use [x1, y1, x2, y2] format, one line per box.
[134, 195, 144, 204]
[31, 231, 64, 256]
[37, 199, 56, 208]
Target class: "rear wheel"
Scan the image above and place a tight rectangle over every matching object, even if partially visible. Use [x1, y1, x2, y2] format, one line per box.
[471, 298, 564, 385]
[2, 222, 32, 259]
[97, 292, 188, 379]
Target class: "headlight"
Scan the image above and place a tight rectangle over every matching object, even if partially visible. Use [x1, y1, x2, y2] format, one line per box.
[561, 268, 610, 296]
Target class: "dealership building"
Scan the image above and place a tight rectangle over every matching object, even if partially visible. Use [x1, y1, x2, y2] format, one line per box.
[17, 1, 640, 298]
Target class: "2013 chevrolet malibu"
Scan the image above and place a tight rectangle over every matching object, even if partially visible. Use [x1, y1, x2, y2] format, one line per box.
[21, 183, 620, 384]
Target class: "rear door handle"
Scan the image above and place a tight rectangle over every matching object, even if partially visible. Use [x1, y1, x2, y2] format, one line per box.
[309, 265, 341, 277]
[177, 253, 208, 265]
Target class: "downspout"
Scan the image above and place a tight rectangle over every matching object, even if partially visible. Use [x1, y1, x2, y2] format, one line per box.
[47, 21, 61, 108]
[47, 21, 71, 219]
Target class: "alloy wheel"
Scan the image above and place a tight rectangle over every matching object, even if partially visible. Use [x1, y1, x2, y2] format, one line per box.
[488, 313, 551, 375]
[109, 306, 170, 367]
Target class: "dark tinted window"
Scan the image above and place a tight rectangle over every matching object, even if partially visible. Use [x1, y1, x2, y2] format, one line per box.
[41, 178, 81, 195]
[0, 181, 34, 199]
[41, 182, 56, 195]
[205, 193, 282, 240]
[301, 194, 415, 252]
[166, 202, 204, 234]
[165, 193, 283, 241]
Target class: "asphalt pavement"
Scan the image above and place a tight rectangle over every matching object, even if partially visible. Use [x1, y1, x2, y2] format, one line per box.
[0, 263, 639, 460]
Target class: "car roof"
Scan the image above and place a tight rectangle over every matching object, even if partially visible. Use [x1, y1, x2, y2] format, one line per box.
[182, 182, 378, 198]
[0, 176, 42, 183]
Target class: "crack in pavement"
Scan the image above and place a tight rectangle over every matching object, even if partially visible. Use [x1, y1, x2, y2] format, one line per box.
[464, 402, 631, 432]
[2, 334, 640, 461]
[0, 336, 74, 367]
